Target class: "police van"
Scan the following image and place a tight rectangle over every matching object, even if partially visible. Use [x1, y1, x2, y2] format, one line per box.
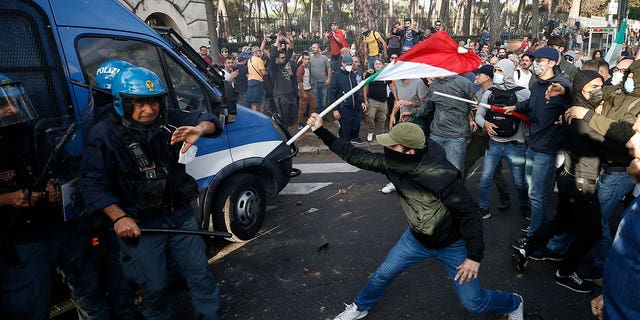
[0, 0, 298, 242]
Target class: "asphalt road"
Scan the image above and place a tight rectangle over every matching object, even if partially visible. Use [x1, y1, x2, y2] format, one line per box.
[209, 145, 600, 320]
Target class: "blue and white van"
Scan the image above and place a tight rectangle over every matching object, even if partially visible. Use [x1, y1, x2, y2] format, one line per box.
[0, 0, 298, 241]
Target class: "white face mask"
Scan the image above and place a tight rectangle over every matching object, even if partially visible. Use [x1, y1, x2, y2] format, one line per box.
[624, 77, 635, 93]
[531, 61, 546, 76]
[493, 73, 505, 85]
[611, 72, 624, 86]
[345, 65, 353, 72]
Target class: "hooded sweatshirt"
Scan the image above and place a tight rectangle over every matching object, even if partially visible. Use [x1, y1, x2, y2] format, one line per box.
[564, 71, 627, 180]
[515, 65, 572, 155]
[476, 59, 531, 143]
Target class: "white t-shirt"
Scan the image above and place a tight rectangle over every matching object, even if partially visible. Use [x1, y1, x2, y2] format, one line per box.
[514, 68, 532, 88]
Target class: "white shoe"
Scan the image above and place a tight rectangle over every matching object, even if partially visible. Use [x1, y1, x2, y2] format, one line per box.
[507, 294, 524, 320]
[381, 182, 396, 194]
[334, 303, 368, 320]
[367, 132, 373, 142]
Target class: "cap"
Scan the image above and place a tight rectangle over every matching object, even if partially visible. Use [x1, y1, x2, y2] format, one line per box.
[376, 123, 425, 150]
[531, 47, 559, 62]
[331, 21, 339, 26]
[474, 65, 494, 78]
[341, 55, 353, 66]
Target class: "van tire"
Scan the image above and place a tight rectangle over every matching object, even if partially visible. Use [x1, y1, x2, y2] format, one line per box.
[212, 174, 266, 241]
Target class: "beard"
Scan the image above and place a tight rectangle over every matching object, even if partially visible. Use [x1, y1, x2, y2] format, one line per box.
[628, 158, 640, 182]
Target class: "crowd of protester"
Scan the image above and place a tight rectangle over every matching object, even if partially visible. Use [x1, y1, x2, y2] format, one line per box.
[197, 20, 640, 319]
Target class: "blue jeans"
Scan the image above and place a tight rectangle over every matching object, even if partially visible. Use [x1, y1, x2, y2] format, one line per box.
[353, 229, 520, 315]
[1, 223, 109, 320]
[366, 55, 377, 70]
[525, 148, 557, 237]
[430, 134, 467, 176]
[312, 81, 328, 113]
[118, 212, 220, 320]
[478, 140, 528, 209]
[594, 171, 634, 268]
[603, 197, 640, 320]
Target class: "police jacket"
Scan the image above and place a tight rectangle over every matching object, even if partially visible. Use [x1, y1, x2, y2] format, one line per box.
[328, 69, 363, 109]
[0, 125, 59, 244]
[79, 109, 221, 226]
[313, 127, 485, 262]
[515, 70, 571, 155]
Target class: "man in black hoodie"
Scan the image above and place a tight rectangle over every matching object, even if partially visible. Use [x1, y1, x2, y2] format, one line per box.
[304, 115, 524, 320]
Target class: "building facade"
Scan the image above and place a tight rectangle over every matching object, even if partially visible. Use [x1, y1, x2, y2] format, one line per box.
[119, 0, 210, 49]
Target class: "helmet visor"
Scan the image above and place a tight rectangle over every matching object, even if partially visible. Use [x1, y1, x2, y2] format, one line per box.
[0, 83, 38, 128]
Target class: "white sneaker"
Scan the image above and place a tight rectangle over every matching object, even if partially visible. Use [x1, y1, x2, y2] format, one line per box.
[334, 303, 368, 320]
[507, 294, 524, 320]
[367, 132, 373, 142]
[381, 182, 396, 194]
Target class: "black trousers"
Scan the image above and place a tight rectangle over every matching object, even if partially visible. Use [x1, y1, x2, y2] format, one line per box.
[525, 170, 602, 275]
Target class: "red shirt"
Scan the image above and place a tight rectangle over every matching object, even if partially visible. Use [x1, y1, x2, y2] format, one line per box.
[326, 29, 349, 55]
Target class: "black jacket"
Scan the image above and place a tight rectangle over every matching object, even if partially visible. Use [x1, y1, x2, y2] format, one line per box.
[329, 69, 363, 109]
[516, 71, 572, 155]
[314, 127, 485, 262]
[80, 109, 221, 227]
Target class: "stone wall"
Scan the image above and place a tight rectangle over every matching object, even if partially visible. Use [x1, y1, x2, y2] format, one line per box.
[118, 0, 210, 49]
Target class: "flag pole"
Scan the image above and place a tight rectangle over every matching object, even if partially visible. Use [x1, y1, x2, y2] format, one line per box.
[286, 68, 383, 146]
[432, 91, 530, 124]
[433, 91, 490, 108]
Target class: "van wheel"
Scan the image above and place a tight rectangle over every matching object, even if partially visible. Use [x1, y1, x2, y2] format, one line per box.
[212, 174, 266, 242]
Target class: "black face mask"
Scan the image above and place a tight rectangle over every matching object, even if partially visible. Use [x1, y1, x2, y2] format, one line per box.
[383, 147, 425, 174]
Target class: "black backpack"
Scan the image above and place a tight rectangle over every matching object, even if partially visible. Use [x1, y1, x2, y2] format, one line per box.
[486, 87, 525, 137]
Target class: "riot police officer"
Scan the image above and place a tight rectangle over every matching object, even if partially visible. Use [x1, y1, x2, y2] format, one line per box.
[0, 74, 109, 319]
[79, 66, 222, 319]
[93, 60, 139, 320]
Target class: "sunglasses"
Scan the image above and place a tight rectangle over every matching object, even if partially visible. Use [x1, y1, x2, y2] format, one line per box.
[390, 56, 397, 59]
[435, 24, 441, 26]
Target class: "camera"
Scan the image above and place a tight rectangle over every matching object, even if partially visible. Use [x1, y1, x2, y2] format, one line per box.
[268, 33, 278, 40]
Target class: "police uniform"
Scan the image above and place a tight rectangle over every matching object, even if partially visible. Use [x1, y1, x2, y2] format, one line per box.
[0, 128, 109, 320]
[0, 73, 108, 319]
[80, 89, 223, 319]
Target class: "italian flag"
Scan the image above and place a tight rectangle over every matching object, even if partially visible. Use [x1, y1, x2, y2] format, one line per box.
[287, 31, 480, 145]
[370, 31, 480, 81]
[605, 19, 627, 67]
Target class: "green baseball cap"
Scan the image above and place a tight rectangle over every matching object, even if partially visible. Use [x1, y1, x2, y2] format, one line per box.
[376, 123, 425, 150]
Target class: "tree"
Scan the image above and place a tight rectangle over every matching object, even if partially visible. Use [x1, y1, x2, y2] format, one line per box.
[489, 0, 501, 49]
[531, 0, 540, 39]
[354, 0, 378, 63]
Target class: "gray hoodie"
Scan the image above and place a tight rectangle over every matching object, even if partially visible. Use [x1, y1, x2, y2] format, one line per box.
[475, 59, 531, 143]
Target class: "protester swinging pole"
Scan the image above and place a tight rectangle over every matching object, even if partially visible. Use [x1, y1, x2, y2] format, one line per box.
[286, 69, 383, 146]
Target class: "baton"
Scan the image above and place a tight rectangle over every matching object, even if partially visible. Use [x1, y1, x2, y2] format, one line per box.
[109, 228, 232, 238]
[432, 91, 530, 127]
[140, 228, 232, 238]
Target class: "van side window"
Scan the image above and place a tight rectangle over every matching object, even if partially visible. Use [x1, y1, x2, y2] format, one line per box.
[77, 37, 208, 113]
[162, 52, 209, 113]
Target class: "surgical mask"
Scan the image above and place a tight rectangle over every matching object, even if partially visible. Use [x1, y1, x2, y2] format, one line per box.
[493, 73, 505, 85]
[531, 61, 546, 76]
[345, 66, 353, 72]
[587, 88, 604, 107]
[611, 72, 624, 86]
[624, 78, 635, 93]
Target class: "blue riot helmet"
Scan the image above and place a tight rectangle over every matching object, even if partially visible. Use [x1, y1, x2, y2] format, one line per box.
[0, 73, 38, 128]
[110, 66, 168, 118]
[95, 60, 134, 90]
